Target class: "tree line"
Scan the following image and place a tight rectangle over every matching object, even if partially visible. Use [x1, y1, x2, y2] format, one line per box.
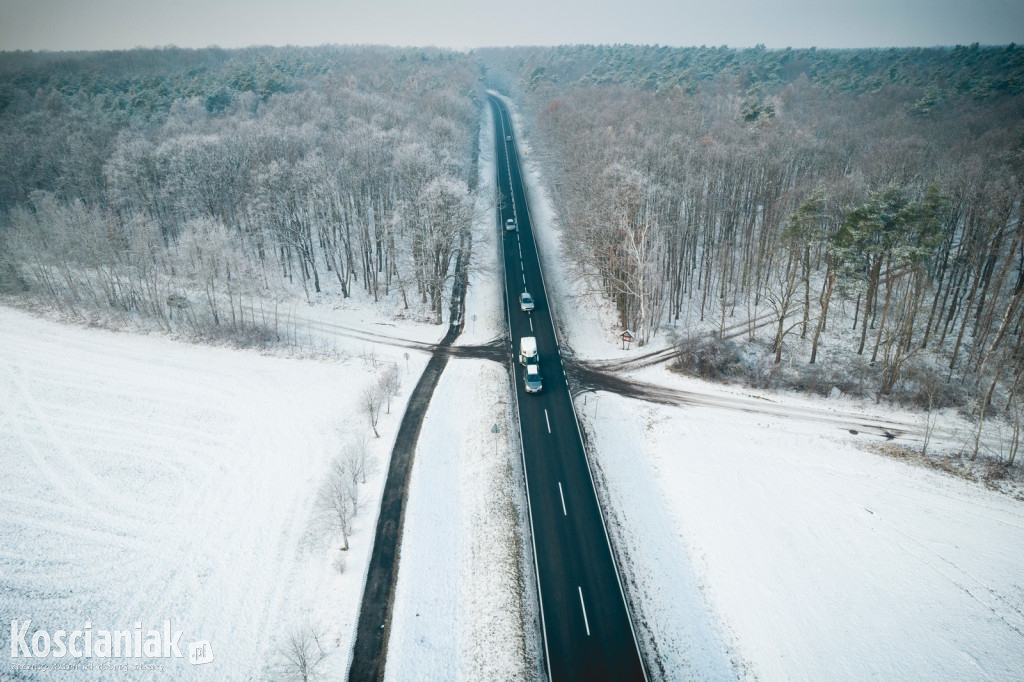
[482, 44, 1023, 463]
[0, 45, 482, 341]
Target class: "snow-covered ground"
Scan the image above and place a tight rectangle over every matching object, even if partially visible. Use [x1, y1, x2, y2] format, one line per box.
[0, 305, 429, 680]
[583, 392, 1024, 680]
[505, 96, 1024, 680]
[383, 98, 540, 682]
[384, 359, 532, 682]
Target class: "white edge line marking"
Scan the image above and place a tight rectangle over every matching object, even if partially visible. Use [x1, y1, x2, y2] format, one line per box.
[558, 482, 567, 515]
[494, 94, 649, 681]
[490, 95, 553, 682]
[545, 409, 551, 433]
[579, 586, 590, 636]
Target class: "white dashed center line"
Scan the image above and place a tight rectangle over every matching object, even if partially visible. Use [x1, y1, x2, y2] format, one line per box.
[578, 586, 590, 636]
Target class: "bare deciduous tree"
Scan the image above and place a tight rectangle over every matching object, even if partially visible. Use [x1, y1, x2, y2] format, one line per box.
[379, 364, 401, 415]
[278, 624, 328, 682]
[361, 385, 384, 438]
[1, 46, 482, 343]
[316, 461, 357, 551]
[343, 433, 374, 485]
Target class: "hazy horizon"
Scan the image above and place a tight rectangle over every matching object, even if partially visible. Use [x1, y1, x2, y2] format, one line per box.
[1, 0, 1021, 53]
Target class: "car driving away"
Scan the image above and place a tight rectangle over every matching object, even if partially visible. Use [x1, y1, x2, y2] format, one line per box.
[524, 364, 543, 393]
[519, 291, 534, 312]
[505, 218, 516, 231]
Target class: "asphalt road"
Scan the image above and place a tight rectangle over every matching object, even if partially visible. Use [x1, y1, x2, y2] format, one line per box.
[489, 95, 647, 682]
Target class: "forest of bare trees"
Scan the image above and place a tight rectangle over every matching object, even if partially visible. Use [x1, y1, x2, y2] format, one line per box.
[482, 44, 1024, 463]
[3, 42, 1022, 462]
[0, 46, 481, 342]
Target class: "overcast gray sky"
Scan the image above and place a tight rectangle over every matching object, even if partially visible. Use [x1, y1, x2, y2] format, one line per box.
[1, 0, 1021, 52]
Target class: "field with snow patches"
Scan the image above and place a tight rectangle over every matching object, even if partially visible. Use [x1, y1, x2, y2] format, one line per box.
[0, 305, 429, 681]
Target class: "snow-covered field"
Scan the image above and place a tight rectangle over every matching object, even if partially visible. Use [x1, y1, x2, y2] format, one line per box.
[584, 392, 1024, 680]
[506, 96, 1024, 680]
[0, 305, 428, 680]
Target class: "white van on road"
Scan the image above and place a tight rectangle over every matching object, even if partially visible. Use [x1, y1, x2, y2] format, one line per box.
[519, 336, 538, 366]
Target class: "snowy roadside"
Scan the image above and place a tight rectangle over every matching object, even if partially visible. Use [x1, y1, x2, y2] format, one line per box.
[501, 96, 669, 362]
[382, 100, 540, 681]
[502, 97, 1024, 680]
[383, 359, 533, 682]
[0, 305, 428, 681]
[502, 95, 743, 680]
[581, 392, 1024, 680]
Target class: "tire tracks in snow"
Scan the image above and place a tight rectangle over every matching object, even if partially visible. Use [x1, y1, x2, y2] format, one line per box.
[567, 361, 926, 443]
